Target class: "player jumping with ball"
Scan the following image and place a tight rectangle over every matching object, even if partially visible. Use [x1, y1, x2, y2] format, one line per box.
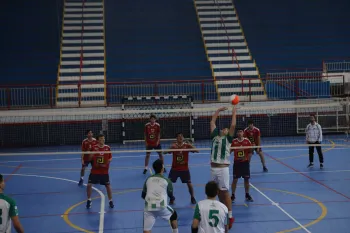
[210, 106, 236, 229]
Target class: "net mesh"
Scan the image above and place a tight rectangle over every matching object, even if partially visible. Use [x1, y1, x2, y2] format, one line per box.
[0, 98, 349, 150]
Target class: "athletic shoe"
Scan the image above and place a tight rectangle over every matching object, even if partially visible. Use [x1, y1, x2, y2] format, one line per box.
[229, 217, 235, 229]
[320, 163, 324, 169]
[231, 194, 235, 203]
[169, 197, 175, 205]
[307, 163, 314, 168]
[191, 196, 197, 204]
[263, 167, 268, 172]
[245, 193, 254, 202]
[143, 169, 148, 174]
[86, 200, 92, 209]
[109, 201, 114, 208]
[78, 179, 83, 186]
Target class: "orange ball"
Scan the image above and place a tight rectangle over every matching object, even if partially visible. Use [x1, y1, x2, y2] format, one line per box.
[230, 94, 240, 105]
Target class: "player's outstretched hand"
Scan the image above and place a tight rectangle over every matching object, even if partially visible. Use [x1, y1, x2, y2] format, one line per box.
[217, 107, 228, 112]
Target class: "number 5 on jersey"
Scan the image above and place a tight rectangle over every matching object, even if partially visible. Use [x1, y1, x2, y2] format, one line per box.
[209, 209, 219, 227]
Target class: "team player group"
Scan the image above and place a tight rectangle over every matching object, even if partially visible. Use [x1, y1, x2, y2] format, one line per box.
[75, 110, 268, 232]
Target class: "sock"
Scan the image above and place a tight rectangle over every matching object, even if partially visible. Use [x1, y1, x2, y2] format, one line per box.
[109, 199, 113, 202]
[145, 166, 148, 169]
[172, 229, 178, 233]
[228, 211, 232, 218]
[88, 198, 91, 201]
[81, 177, 84, 180]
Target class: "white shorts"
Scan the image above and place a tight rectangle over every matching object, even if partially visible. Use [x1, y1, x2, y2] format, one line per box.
[211, 166, 230, 191]
[143, 206, 174, 231]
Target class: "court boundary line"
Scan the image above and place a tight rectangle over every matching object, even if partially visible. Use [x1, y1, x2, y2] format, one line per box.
[1, 173, 105, 233]
[250, 183, 312, 233]
[4, 164, 22, 182]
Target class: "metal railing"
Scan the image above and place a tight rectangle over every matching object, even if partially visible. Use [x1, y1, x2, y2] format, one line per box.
[0, 75, 348, 110]
[323, 60, 350, 73]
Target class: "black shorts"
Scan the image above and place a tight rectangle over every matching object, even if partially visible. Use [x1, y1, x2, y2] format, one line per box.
[82, 160, 92, 168]
[146, 144, 162, 151]
[168, 169, 191, 183]
[233, 161, 250, 179]
[88, 173, 110, 185]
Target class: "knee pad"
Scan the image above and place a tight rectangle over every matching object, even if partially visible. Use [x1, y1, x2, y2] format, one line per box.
[170, 210, 178, 221]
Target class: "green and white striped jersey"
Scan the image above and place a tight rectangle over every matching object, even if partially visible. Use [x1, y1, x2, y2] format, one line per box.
[142, 174, 173, 211]
[210, 128, 233, 165]
[0, 193, 19, 233]
[193, 199, 229, 233]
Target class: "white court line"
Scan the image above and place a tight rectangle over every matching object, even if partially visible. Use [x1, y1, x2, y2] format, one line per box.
[2, 173, 105, 233]
[250, 183, 312, 233]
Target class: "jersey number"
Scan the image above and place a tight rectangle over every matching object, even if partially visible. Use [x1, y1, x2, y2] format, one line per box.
[97, 157, 104, 164]
[209, 209, 219, 227]
[0, 208, 2, 225]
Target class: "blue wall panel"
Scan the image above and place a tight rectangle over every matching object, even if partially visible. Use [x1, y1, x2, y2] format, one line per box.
[105, 0, 212, 81]
[0, 0, 62, 85]
[234, 0, 350, 72]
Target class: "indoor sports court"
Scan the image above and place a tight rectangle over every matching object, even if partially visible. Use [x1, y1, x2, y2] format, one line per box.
[1, 98, 350, 233]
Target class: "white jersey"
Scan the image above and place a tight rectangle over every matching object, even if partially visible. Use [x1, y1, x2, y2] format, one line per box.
[210, 128, 233, 165]
[142, 174, 173, 211]
[193, 199, 228, 233]
[0, 193, 19, 233]
[305, 123, 323, 143]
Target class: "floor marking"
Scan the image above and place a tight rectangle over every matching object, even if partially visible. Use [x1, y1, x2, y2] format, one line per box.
[4, 164, 22, 182]
[62, 187, 326, 233]
[149, 168, 153, 175]
[260, 188, 327, 233]
[265, 141, 350, 200]
[1, 173, 105, 233]
[250, 183, 312, 233]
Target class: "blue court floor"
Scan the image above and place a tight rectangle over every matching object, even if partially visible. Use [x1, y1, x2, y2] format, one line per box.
[1, 136, 350, 233]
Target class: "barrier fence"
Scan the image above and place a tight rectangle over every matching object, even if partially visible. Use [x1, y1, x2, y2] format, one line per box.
[0, 75, 348, 110]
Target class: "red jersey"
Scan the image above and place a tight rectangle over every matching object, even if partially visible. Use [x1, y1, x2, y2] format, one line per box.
[144, 122, 161, 146]
[244, 127, 261, 145]
[91, 144, 112, 174]
[170, 143, 193, 171]
[81, 138, 97, 161]
[231, 138, 252, 162]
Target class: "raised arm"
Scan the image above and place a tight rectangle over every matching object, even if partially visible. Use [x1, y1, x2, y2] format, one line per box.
[210, 107, 228, 134]
[228, 106, 237, 137]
